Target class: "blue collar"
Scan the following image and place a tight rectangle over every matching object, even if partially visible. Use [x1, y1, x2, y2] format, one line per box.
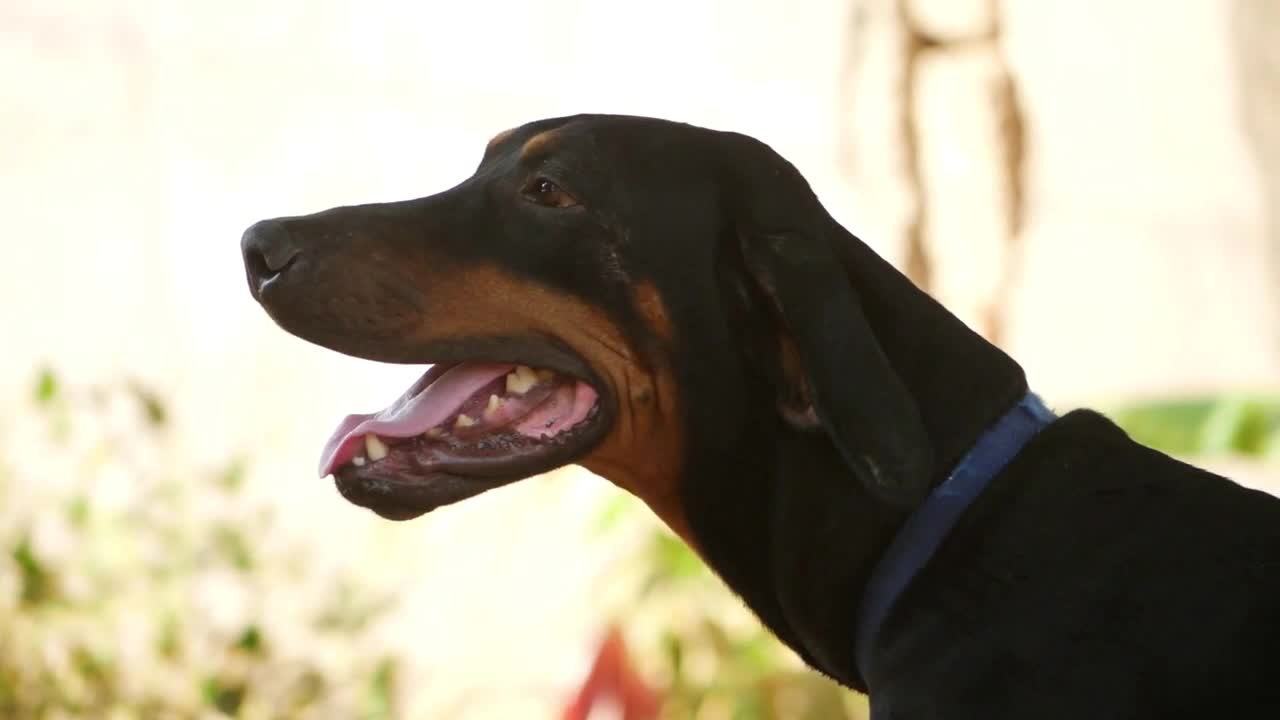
[854, 392, 1056, 687]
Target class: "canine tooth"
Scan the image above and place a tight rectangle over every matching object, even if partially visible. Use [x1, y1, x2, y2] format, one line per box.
[364, 434, 389, 461]
[454, 413, 477, 428]
[506, 365, 538, 395]
[485, 393, 503, 417]
[352, 456, 367, 467]
[424, 427, 445, 439]
[535, 369, 554, 383]
[504, 372, 525, 395]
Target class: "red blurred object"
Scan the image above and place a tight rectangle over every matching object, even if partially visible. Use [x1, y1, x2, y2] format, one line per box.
[561, 625, 662, 720]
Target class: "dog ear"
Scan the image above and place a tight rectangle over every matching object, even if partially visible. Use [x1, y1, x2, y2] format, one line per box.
[718, 133, 933, 508]
[739, 231, 933, 508]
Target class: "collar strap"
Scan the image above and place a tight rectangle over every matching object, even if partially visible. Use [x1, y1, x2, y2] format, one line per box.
[854, 392, 1056, 684]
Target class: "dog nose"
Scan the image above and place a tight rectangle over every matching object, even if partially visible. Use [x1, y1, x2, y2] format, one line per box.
[241, 219, 301, 298]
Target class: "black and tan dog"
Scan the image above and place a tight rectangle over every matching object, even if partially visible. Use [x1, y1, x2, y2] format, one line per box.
[242, 115, 1280, 718]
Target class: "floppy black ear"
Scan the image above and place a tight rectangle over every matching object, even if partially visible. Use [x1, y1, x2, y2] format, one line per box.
[713, 130, 933, 506]
[740, 230, 934, 508]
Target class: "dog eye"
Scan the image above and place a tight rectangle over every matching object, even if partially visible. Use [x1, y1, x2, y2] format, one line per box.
[523, 178, 579, 208]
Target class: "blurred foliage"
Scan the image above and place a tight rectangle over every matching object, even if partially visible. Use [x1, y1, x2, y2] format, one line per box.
[1108, 395, 1280, 461]
[605, 393, 1280, 719]
[0, 368, 404, 719]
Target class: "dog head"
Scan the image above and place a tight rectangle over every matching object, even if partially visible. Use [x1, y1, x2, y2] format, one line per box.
[243, 115, 931, 532]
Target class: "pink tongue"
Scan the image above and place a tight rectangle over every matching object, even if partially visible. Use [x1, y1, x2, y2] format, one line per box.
[318, 363, 513, 477]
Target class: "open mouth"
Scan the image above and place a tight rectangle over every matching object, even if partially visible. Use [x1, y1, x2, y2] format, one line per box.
[321, 361, 609, 520]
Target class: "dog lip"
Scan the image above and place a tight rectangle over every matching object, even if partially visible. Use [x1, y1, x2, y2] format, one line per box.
[322, 335, 617, 519]
[332, 469, 515, 521]
[330, 400, 612, 519]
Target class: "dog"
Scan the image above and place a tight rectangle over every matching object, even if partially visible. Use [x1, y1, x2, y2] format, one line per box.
[242, 114, 1280, 718]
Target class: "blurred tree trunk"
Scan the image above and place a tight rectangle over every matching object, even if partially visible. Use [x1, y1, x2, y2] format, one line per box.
[1233, 0, 1280, 351]
[844, 0, 1280, 368]
[841, 0, 1027, 346]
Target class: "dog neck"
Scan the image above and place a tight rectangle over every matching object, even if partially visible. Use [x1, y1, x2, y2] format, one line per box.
[853, 391, 1055, 691]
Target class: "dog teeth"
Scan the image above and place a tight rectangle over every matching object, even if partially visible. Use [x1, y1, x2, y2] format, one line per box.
[364, 434, 389, 461]
[485, 393, 503, 417]
[454, 413, 477, 428]
[352, 456, 367, 467]
[424, 427, 445, 439]
[505, 365, 540, 395]
[536, 369, 554, 383]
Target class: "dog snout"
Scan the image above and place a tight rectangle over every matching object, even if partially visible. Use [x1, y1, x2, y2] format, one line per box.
[241, 219, 301, 299]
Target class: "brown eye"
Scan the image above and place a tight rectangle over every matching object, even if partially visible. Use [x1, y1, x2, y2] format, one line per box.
[524, 177, 579, 208]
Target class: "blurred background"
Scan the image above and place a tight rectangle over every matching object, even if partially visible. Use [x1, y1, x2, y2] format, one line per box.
[4, 0, 1279, 717]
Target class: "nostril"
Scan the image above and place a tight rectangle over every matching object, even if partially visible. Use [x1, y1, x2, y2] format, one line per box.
[245, 247, 274, 282]
[241, 219, 301, 292]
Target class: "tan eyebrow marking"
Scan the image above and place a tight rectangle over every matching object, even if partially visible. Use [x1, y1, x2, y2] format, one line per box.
[485, 128, 516, 152]
[520, 129, 561, 159]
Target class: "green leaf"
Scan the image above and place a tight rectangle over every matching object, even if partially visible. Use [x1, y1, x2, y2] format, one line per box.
[729, 691, 770, 720]
[71, 646, 112, 685]
[1110, 399, 1215, 456]
[157, 613, 181, 660]
[290, 670, 326, 711]
[213, 525, 254, 571]
[200, 676, 245, 716]
[1266, 424, 1280, 461]
[34, 367, 59, 406]
[594, 491, 639, 534]
[128, 380, 168, 428]
[1227, 402, 1273, 455]
[0, 670, 15, 712]
[66, 496, 90, 527]
[700, 618, 735, 658]
[736, 632, 781, 673]
[12, 535, 56, 606]
[218, 459, 248, 493]
[362, 658, 397, 720]
[650, 532, 706, 581]
[235, 625, 264, 655]
[663, 630, 685, 686]
[314, 582, 396, 633]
